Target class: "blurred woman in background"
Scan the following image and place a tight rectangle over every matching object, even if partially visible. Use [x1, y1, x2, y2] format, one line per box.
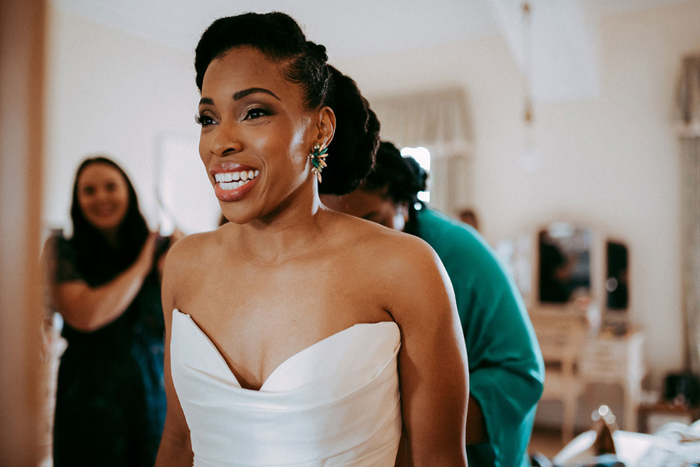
[45, 156, 177, 466]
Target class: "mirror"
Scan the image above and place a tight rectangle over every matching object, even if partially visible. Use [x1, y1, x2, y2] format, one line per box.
[606, 241, 629, 310]
[538, 223, 593, 304]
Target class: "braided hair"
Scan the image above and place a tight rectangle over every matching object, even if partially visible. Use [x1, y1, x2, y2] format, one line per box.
[361, 141, 428, 235]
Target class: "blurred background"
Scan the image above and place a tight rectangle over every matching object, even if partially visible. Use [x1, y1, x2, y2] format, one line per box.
[2, 0, 700, 463]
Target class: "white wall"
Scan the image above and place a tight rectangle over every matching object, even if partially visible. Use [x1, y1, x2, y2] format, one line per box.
[335, 1, 700, 384]
[45, 5, 202, 231]
[45, 2, 700, 384]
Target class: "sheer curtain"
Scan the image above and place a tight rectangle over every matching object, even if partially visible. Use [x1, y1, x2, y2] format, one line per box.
[370, 88, 472, 215]
[677, 55, 700, 373]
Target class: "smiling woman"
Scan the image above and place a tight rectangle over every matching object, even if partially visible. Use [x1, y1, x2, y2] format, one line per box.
[156, 12, 469, 467]
[76, 162, 130, 238]
[45, 156, 181, 466]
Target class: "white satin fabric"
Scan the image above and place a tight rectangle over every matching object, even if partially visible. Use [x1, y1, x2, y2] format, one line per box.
[170, 309, 402, 467]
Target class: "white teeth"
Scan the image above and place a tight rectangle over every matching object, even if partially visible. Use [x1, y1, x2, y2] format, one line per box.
[215, 170, 259, 188]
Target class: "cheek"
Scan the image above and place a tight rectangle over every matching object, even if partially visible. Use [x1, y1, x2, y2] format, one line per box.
[77, 193, 91, 212]
[117, 192, 130, 210]
[291, 126, 308, 157]
[199, 137, 210, 164]
[287, 116, 313, 166]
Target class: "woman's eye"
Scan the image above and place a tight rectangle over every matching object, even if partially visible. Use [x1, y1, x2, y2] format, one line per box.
[195, 113, 217, 127]
[245, 107, 270, 120]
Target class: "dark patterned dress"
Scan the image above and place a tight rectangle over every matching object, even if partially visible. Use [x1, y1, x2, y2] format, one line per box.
[50, 236, 167, 467]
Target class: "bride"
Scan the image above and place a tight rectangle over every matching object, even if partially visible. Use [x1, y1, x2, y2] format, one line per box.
[156, 12, 469, 466]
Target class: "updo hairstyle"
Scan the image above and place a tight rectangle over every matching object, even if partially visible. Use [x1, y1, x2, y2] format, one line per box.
[361, 141, 428, 235]
[320, 66, 379, 195]
[194, 12, 378, 195]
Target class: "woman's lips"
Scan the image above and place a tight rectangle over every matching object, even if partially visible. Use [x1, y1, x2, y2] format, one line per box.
[210, 163, 260, 202]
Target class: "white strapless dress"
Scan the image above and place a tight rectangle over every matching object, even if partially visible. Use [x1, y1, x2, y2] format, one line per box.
[170, 309, 402, 467]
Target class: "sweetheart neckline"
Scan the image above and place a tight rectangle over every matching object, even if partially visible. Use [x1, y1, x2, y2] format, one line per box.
[172, 308, 399, 392]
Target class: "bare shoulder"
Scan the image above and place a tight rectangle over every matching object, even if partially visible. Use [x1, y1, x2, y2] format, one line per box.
[161, 227, 228, 300]
[323, 210, 449, 309]
[164, 227, 230, 268]
[328, 210, 439, 271]
[325, 207, 424, 247]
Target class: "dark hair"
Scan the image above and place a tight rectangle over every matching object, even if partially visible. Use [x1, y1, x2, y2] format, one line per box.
[70, 157, 149, 279]
[195, 12, 330, 109]
[361, 141, 428, 235]
[194, 12, 378, 195]
[320, 66, 379, 195]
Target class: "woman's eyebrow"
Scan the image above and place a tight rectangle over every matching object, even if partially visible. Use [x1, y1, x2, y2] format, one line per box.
[233, 87, 281, 101]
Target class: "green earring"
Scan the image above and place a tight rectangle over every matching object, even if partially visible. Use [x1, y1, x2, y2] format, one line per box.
[309, 143, 328, 183]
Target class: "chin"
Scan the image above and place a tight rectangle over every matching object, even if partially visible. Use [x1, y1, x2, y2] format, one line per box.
[219, 204, 264, 226]
[89, 219, 121, 231]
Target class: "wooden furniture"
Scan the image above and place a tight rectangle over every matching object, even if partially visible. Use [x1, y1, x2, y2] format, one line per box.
[531, 313, 589, 443]
[531, 313, 646, 440]
[579, 330, 645, 432]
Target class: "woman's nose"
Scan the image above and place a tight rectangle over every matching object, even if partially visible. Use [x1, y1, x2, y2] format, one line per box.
[93, 188, 110, 202]
[209, 122, 243, 157]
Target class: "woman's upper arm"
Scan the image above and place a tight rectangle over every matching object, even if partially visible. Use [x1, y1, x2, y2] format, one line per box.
[156, 241, 194, 465]
[386, 238, 469, 465]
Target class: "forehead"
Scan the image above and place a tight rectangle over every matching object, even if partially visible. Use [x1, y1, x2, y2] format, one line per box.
[78, 163, 125, 184]
[201, 47, 300, 103]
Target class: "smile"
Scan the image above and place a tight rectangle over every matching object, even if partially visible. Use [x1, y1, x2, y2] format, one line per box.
[215, 169, 260, 191]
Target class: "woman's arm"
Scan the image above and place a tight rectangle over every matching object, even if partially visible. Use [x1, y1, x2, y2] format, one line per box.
[50, 233, 157, 331]
[386, 237, 469, 466]
[155, 240, 194, 466]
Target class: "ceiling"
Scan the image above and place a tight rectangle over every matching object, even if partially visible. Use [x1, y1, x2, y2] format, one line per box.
[51, 0, 692, 102]
[52, 0, 689, 59]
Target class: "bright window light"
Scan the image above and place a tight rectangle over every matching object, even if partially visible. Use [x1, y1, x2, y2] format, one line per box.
[401, 146, 431, 171]
[401, 146, 431, 203]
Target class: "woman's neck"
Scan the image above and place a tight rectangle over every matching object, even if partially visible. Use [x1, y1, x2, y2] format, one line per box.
[100, 227, 120, 249]
[234, 184, 327, 265]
